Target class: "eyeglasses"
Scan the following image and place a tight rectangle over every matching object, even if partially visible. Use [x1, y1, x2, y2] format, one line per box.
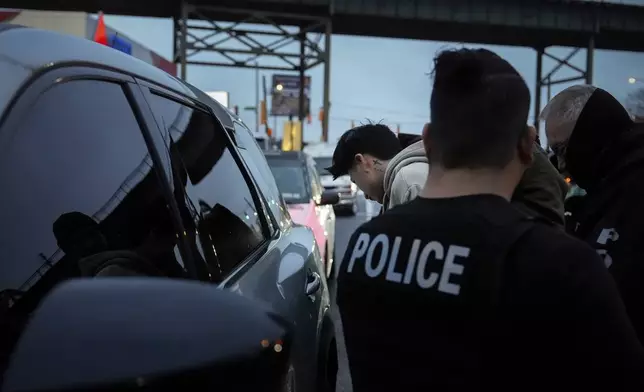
[549, 139, 569, 172]
[550, 139, 569, 160]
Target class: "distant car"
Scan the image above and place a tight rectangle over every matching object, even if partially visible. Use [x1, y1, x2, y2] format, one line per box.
[303, 143, 359, 215]
[0, 24, 337, 392]
[314, 156, 358, 215]
[264, 151, 338, 280]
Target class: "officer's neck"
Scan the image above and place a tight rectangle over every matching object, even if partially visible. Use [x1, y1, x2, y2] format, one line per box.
[420, 167, 516, 201]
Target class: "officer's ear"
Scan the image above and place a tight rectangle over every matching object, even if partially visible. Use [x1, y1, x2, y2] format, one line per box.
[518, 125, 535, 166]
[421, 123, 431, 151]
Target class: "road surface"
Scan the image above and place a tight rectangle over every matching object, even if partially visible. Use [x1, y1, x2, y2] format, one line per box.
[331, 195, 380, 392]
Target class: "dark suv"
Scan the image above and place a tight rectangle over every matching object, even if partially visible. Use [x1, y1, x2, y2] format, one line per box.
[0, 24, 336, 392]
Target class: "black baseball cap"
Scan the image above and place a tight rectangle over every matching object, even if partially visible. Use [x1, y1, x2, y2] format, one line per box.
[326, 123, 402, 179]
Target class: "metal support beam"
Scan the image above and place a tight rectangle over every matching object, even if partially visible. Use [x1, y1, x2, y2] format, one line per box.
[298, 29, 306, 139]
[174, 3, 329, 75]
[586, 35, 595, 85]
[179, 3, 188, 80]
[322, 19, 332, 143]
[533, 36, 595, 140]
[534, 47, 543, 135]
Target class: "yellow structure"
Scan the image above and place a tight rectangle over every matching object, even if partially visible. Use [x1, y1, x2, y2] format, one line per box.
[281, 120, 303, 151]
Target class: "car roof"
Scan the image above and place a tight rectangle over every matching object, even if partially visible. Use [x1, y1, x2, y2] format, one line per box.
[264, 150, 313, 163]
[0, 24, 231, 126]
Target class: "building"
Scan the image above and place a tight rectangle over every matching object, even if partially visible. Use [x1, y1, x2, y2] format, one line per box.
[0, 9, 176, 76]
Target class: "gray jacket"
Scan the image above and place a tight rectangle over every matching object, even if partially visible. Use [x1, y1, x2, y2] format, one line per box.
[381, 141, 568, 225]
[382, 140, 429, 211]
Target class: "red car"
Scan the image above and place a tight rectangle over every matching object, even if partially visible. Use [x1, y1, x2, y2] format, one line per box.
[265, 151, 338, 280]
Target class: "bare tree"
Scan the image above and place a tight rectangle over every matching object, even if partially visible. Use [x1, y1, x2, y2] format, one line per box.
[626, 87, 644, 120]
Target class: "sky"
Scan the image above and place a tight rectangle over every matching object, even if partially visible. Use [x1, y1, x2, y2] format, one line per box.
[105, 1, 644, 143]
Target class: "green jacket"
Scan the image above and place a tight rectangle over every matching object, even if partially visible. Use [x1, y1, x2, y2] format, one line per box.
[512, 143, 570, 226]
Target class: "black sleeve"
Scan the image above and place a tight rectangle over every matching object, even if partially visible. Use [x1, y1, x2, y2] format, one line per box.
[549, 239, 644, 388]
[336, 226, 384, 392]
[603, 209, 644, 343]
[336, 228, 362, 309]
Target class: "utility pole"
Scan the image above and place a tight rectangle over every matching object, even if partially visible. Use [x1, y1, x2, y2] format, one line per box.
[255, 62, 260, 133]
[298, 29, 306, 141]
[322, 19, 332, 142]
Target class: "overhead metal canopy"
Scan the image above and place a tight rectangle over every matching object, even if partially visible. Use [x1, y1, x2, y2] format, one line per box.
[9, 0, 644, 51]
[175, 5, 328, 73]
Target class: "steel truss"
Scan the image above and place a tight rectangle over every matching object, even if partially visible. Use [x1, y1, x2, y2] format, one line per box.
[533, 36, 595, 133]
[173, 3, 333, 141]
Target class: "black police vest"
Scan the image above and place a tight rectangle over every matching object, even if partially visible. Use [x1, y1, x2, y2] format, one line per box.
[337, 215, 538, 389]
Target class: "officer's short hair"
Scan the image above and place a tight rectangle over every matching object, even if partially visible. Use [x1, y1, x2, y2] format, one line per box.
[428, 48, 531, 169]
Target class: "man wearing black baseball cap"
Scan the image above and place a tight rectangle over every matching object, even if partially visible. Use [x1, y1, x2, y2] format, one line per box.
[327, 122, 428, 211]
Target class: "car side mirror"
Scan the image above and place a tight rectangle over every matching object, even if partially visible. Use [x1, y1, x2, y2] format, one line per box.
[2, 278, 292, 392]
[319, 190, 340, 206]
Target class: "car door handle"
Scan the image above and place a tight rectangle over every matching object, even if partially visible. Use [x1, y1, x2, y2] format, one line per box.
[305, 272, 321, 296]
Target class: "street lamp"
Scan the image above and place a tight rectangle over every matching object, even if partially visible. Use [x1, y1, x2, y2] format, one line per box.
[628, 77, 640, 84]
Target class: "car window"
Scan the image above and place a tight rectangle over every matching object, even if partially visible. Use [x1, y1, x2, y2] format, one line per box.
[0, 80, 186, 335]
[233, 122, 286, 223]
[265, 157, 310, 204]
[146, 94, 267, 278]
[313, 157, 333, 176]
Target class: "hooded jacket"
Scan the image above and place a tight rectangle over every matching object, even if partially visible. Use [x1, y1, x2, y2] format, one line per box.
[564, 87, 644, 342]
[382, 140, 429, 211]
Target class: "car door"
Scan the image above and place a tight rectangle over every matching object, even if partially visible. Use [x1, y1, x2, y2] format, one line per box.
[0, 67, 189, 372]
[139, 84, 327, 391]
[230, 121, 290, 229]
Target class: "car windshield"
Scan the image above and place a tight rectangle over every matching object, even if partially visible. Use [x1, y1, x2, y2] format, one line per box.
[313, 157, 333, 176]
[266, 158, 310, 204]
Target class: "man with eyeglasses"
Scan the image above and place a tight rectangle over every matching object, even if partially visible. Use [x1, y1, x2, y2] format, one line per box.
[541, 84, 644, 342]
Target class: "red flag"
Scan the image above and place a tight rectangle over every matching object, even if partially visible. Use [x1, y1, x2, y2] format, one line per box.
[94, 12, 108, 46]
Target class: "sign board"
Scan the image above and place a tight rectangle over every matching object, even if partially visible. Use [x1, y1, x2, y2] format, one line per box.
[206, 91, 230, 108]
[271, 74, 311, 117]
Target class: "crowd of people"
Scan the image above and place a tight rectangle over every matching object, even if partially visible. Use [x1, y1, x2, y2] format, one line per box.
[330, 48, 644, 391]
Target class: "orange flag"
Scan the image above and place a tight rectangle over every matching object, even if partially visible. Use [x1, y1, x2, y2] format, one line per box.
[94, 12, 108, 46]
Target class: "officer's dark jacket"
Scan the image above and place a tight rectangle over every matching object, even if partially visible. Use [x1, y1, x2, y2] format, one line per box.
[338, 195, 644, 391]
[565, 87, 644, 342]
